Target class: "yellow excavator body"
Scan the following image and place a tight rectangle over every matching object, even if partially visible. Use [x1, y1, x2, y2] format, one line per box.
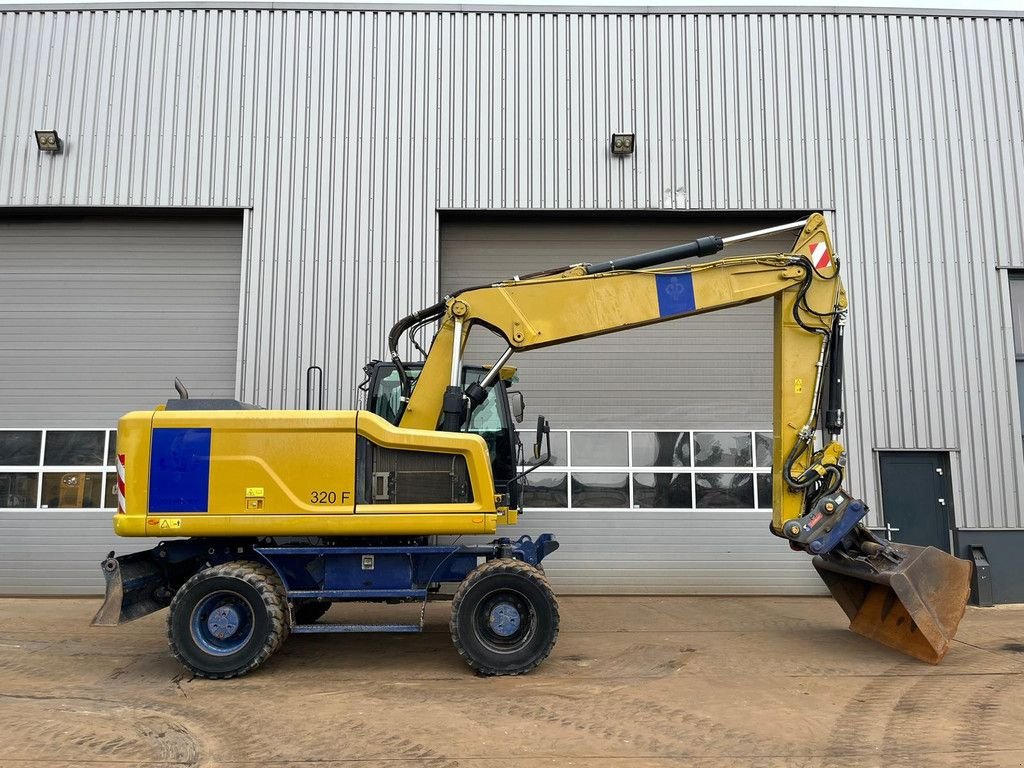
[104, 213, 972, 667]
[113, 408, 505, 538]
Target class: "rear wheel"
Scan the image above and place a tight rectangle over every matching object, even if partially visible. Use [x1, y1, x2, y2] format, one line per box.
[450, 558, 559, 676]
[167, 561, 288, 679]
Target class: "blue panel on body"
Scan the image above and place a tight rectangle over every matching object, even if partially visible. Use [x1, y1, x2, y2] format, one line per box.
[655, 272, 697, 317]
[149, 428, 212, 513]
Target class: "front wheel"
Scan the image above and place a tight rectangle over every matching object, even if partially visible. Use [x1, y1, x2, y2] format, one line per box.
[450, 558, 559, 676]
[167, 561, 289, 679]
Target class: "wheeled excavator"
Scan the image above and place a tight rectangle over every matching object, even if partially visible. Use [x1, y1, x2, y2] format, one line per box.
[93, 214, 972, 678]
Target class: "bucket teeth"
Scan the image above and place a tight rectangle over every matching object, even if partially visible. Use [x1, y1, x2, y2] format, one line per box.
[814, 543, 972, 663]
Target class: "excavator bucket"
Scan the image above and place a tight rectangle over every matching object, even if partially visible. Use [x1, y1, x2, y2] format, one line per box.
[813, 543, 972, 663]
[91, 550, 168, 626]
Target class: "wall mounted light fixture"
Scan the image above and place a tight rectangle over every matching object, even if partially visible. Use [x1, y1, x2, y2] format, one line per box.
[35, 130, 63, 153]
[610, 133, 635, 156]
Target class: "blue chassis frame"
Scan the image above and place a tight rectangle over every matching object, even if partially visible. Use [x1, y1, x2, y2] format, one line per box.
[254, 534, 558, 634]
[99, 533, 558, 633]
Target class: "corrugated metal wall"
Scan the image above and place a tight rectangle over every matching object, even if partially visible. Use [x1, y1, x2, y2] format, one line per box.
[1, 8, 1022, 529]
[440, 214, 795, 429]
[0, 213, 243, 594]
[0, 213, 242, 426]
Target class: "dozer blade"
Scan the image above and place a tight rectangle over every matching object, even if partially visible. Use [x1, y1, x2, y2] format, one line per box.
[813, 543, 972, 664]
[91, 550, 168, 626]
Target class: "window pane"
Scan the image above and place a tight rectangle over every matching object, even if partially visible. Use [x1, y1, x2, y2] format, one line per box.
[103, 473, 117, 507]
[0, 472, 39, 508]
[1018, 360, 1024, 439]
[41, 472, 103, 509]
[632, 432, 690, 467]
[43, 431, 105, 466]
[693, 432, 752, 467]
[522, 473, 568, 508]
[633, 473, 692, 508]
[106, 431, 118, 465]
[756, 473, 772, 509]
[571, 432, 628, 467]
[0, 431, 42, 466]
[755, 433, 772, 468]
[695, 473, 755, 508]
[465, 377, 505, 433]
[520, 430, 567, 467]
[1011, 277, 1024, 355]
[571, 472, 629, 508]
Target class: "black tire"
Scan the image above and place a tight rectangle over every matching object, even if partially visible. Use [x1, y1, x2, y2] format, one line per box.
[292, 599, 332, 625]
[167, 561, 289, 679]
[450, 558, 559, 676]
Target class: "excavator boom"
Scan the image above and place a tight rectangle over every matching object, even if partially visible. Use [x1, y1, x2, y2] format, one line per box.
[391, 213, 971, 663]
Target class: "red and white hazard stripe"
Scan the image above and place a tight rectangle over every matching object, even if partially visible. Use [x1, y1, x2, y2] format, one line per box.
[808, 241, 831, 270]
[116, 453, 126, 514]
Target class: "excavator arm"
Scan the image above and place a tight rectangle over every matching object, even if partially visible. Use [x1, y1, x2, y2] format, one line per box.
[398, 215, 842, 534]
[390, 213, 972, 663]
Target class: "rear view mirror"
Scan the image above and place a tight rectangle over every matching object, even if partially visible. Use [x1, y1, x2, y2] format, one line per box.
[533, 415, 550, 462]
[508, 390, 525, 424]
[511, 415, 552, 483]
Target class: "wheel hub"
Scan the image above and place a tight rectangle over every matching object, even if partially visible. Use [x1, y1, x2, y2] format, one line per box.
[190, 590, 256, 656]
[487, 601, 522, 637]
[207, 605, 242, 639]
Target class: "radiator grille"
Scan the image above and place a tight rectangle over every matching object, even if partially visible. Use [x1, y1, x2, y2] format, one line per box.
[369, 445, 472, 504]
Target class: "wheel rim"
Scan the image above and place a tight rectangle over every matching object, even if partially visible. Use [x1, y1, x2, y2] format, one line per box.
[189, 590, 256, 656]
[474, 590, 535, 652]
[488, 601, 522, 637]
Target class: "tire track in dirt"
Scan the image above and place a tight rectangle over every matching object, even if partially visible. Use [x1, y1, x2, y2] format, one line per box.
[820, 669, 917, 768]
[610, 692, 802, 756]
[0, 696, 202, 766]
[0, 654, 54, 679]
[877, 672, 999, 759]
[481, 688, 798, 760]
[485, 695, 682, 756]
[168, 690, 462, 768]
[952, 674, 1020, 768]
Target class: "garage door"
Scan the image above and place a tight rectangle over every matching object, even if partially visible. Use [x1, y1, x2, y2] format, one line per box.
[0, 212, 243, 595]
[440, 214, 824, 594]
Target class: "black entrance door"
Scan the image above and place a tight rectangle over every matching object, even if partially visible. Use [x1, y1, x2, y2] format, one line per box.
[878, 451, 953, 552]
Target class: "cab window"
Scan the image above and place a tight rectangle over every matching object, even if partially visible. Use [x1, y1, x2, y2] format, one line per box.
[368, 368, 421, 423]
[464, 371, 505, 434]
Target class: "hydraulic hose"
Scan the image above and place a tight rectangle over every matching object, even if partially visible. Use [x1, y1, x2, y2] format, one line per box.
[387, 299, 447, 423]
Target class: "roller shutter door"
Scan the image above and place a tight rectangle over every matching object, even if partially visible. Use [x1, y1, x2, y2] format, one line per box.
[0, 212, 243, 594]
[440, 214, 824, 594]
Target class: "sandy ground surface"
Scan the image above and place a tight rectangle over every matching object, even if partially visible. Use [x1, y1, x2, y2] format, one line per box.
[0, 596, 1022, 767]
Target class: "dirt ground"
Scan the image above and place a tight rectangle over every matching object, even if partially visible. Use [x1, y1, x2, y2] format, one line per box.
[0, 596, 1021, 768]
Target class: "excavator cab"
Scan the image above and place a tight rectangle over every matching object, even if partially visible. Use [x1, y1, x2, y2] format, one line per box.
[363, 361, 524, 511]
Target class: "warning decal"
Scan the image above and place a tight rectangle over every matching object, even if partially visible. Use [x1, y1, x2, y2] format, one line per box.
[808, 242, 831, 270]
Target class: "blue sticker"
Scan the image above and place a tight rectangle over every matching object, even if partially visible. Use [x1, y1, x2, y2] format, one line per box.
[655, 273, 697, 317]
[149, 428, 211, 513]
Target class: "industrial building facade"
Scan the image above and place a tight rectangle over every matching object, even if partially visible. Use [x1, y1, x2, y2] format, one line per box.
[1, 5, 1022, 600]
